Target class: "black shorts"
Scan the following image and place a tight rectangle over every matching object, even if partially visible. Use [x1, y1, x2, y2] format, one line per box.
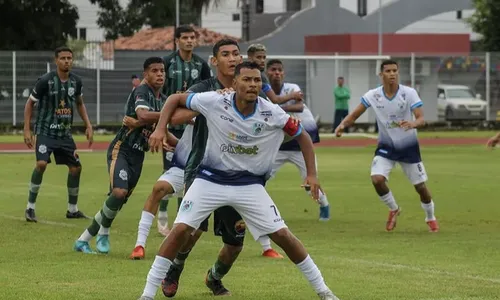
[35, 135, 81, 167]
[107, 141, 145, 196]
[163, 129, 185, 171]
[185, 177, 245, 247]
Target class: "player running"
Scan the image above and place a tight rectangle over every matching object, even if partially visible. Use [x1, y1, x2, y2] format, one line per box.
[335, 59, 439, 233]
[23, 46, 93, 222]
[138, 61, 339, 300]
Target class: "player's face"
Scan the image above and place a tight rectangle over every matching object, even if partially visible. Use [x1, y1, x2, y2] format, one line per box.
[249, 51, 266, 71]
[144, 63, 165, 89]
[266, 63, 284, 85]
[213, 45, 242, 76]
[176, 32, 196, 51]
[233, 68, 262, 102]
[380, 64, 399, 85]
[55, 51, 73, 72]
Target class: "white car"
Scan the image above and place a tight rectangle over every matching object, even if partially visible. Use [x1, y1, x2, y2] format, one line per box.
[437, 84, 487, 121]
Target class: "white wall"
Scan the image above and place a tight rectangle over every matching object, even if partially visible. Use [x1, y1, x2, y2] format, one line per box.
[201, 0, 241, 38]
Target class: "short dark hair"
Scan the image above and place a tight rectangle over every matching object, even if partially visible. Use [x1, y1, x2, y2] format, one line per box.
[143, 57, 164, 70]
[54, 46, 73, 58]
[247, 43, 267, 55]
[235, 61, 261, 77]
[380, 60, 398, 72]
[266, 59, 283, 70]
[212, 39, 240, 57]
[175, 25, 195, 39]
[131, 74, 138, 79]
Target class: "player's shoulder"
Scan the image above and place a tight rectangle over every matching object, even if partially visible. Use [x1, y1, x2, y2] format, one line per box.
[188, 77, 216, 92]
[37, 71, 56, 82]
[283, 82, 301, 92]
[192, 53, 208, 64]
[257, 96, 282, 112]
[363, 86, 383, 99]
[69, 72, 83, 82]
[399, 84, 418, 96]
[162, 52, 176, 64]
[134, 83, 151, 94]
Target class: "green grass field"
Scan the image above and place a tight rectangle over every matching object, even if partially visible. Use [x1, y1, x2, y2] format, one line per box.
[0, 145, 499, 300]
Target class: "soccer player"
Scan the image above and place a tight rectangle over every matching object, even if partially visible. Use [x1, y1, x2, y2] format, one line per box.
[138, 61, 339, 300]
[73, 57, 175, 254]
[23, 46, 93, 222]
[335, 60, 439, 232]
[487, 132, 500, 148]
[266, 59, 330, 221]
[247, 43, 303, 104]
[157, 25, 212, 235]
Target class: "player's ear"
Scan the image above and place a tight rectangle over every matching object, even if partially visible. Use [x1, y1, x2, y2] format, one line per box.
[210, 56, 217, 67]
[232, 77, 237, 89]
[238, 55, 243, 64]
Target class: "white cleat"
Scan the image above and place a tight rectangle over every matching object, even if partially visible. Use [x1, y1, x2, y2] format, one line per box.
[318, 289, 340, 300]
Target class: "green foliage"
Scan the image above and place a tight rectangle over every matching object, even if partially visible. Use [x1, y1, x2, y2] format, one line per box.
[467, 0, 500, 51]
[66, 39, 88, 61]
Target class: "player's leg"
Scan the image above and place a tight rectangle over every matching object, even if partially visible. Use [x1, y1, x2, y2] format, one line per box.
[370, 156, 400, 231]
[400, 161, 438, 232]
[290, 151, 330, 221]
[158, 150, 174, 235]
[140, 178, 222, 299]
[53, 138, 88, 219]
[130, 167, 184, 259]
[232, 184, 338, 300]
[25, 135, 53, 222]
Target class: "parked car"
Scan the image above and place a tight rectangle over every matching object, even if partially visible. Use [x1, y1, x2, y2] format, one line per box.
[437, 84, 487, 121]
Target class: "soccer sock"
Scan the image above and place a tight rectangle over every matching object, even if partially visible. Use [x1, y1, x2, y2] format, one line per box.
[257, 235, 272, 251]
[136, 211, 155, 247]
[306, 189, 329, 207]
[158, 196, 169, 227]
[83, 194, 123, 238]
[209, 259, 232, 281]
[296, 255, 330, 294]
[173, 249, 191, 267]
[379, 191, 399, 211]
[78, 229, 93, 242]
[142, 255, 173, 298]
[421, 200, 436, 221]
[67, 172, 80, 212]
[98, 226, 110, 235]
[27, 168, 44, 209]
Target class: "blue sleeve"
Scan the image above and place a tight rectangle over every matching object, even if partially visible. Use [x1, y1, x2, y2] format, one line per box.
[361, 97, 371, 108]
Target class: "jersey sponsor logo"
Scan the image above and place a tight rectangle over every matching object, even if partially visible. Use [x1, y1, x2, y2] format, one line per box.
[132, 143, 145, 151]
[49, 123, 71, 130]
[55, 99, 72, 118]
[220, 143, 259, 155]
[260, 110, 272, 117]
[228, 132, 250, 142]
[220, 115, 234, 123]
[141, 128, 153, 139]
[252, 122, 265, 135]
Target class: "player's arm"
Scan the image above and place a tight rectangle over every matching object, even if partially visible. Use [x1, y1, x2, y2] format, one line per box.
[75, 96, 92, 131]
[265, 87, 302, 104]
[171, 108, 198, 125]
[155, 93, 193, 132]
[282, 102, 304, 113]
[135, 91, 160, 124]
[23, 77, 47, 148]
[335, 103, 367, 137]
[400, 90, 425, 130]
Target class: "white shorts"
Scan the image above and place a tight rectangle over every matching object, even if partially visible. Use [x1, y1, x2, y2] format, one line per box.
[370, 156, 428, 185]
[157, 166, 185, 196]
[174, 178, 287, 240]
[270, 151, 318, 180]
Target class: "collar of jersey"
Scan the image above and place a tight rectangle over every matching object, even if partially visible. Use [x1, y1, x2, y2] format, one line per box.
[382, 84, 400, 101]
[232, 93, 258, 120]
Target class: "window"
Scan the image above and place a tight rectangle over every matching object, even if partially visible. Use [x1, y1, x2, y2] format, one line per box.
[256, 0, 264, 13]
[357, 0, 367, 17]
[232, 13, 240, 21]
[78, 28, 87, 41]
[286, 0, 301, 11]
[456, 10, 462, 19]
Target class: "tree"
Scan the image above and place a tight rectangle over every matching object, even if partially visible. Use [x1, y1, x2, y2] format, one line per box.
[89, 0, 220, 40]
[0, 0, 79, 50]
[467, 0, 500, 51]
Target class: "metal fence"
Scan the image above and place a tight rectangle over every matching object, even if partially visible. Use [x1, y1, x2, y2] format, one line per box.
[1, 49, 499, 127]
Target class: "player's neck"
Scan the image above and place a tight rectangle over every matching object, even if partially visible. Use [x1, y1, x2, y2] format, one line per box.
[178, 49, 193, 62]
[271, 82, 282, 95]
[146, 82, 161, 98]
[57, 69, 69, 81]
[234, 95, 256, 117]
[216, 72, 233, 89]
[383, 83, 399, 98]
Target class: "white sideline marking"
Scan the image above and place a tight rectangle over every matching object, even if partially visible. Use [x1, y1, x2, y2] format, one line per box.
[335, 257, 500, 284]
[0, 213, 77, 228]
[320, 133, 378, 139]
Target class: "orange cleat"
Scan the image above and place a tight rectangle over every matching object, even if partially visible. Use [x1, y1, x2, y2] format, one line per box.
[130, 245, 145, 260]
[426, 219, 439, 232]
[262, 249, 284, 259]
[386, 207, 401, 231]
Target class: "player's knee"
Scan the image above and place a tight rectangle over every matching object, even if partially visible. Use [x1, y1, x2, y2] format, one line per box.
[371, 175, 386, 187]
[35, 161, 48, 173]
[172, 223, 195, 238]
[414, 182, 427, 194]
[68, 165, 82, 176]
[223, 243, 243, 257]
[111, 188, 128, 200]
[270, 228, 294, 243]
[152, 181, 172, 199]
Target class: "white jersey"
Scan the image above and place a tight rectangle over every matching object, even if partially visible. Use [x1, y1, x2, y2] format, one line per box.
[278, 82, 319, 151]
[170, 122, 194, 169]
[186, 91, 303, 186]
[361, 84, 423, 163]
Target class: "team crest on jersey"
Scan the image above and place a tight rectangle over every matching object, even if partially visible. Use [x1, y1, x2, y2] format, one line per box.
[191, 69, 199, 79]
[234, 220, 246, 235]
[180, 200, 193, 212]
[68, 87, 75, 96]
[252, 122, 265, 135]
[119, 169, 128, 181]
[374, 93, 382, 101]
[38, 144, 47, 154]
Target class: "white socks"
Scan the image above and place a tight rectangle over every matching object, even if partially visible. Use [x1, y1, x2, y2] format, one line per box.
[296, 255, 330, 294]
[421, 201, 436, 221]
[78, 229, 92, 242]
[379, 191, 399, 211]
[257, 236, 272, 251]
[157, 211, 168, 227]
[136, 211, 155, 248]
[27, 202, 35, 210]
[141, 255, 172, 298]
[68, 203, 78, 213]
[98, 226, 110, 236]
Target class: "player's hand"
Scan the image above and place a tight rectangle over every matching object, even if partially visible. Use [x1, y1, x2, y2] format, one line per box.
[216, 88, 234, 95]
[302, 176, 321, 202]
[334, 124, 345, 137]
[85, 126, 94, 147]
[149, 129, 166, 153]
[162, 135, 176, 152]
[289, 115, 301, 127]
[123, 116, 140, 129]
[486, 134, 500, 149]
[399, 120, 416, 131]
[23, 129, 33, 149]
[290, 90, 303, 101]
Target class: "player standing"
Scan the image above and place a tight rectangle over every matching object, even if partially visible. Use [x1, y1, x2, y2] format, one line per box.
[266, 59, 330, 220]
[23, 46, 93, 222]
[157, 25, 212, 235]
[335, 60, 439, 232]
[138, 61, 339, 300]
[73, 57, 176, 254]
